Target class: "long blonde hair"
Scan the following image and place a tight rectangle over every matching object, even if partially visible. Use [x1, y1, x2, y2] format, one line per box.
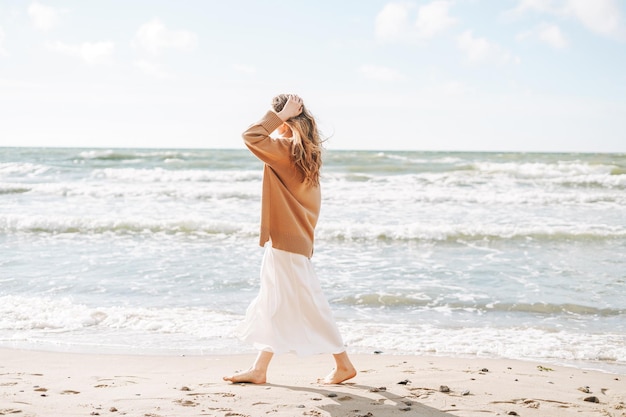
[272, 94, 323, 186]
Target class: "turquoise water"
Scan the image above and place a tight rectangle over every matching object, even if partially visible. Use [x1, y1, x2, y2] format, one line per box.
[1, 147, 625, 372]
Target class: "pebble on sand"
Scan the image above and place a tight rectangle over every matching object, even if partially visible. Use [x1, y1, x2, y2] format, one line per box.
[584, 396, 600, 403]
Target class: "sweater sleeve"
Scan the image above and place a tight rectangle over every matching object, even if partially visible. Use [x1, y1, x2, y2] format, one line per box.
[242, 111, 292, 168]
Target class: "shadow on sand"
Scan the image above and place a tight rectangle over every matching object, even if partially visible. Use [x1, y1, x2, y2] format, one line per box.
[269, 382, 457, 417]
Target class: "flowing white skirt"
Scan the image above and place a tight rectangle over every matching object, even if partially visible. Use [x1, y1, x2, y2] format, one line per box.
[237, 245, 345, 356]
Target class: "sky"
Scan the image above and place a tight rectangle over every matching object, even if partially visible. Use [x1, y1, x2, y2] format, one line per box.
[1, 0, 625, 153]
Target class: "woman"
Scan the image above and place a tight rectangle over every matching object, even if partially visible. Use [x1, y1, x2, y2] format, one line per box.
[223, 94, 356, 385]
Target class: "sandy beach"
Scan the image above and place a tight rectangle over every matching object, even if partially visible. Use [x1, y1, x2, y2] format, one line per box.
[0, 349, 623, 417]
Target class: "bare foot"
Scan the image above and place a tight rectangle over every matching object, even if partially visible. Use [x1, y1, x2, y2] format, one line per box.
[319, 366, 357, 384]
[223, 368, 267, 384]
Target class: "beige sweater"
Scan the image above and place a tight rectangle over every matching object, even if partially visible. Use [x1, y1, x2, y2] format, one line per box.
[242, 111, 321, 258]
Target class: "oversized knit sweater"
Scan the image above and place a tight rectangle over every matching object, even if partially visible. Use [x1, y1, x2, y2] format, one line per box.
[242, 111, 321, 258]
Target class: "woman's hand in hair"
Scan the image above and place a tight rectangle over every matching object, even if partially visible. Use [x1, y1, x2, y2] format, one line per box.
[276, 95, 303, 122]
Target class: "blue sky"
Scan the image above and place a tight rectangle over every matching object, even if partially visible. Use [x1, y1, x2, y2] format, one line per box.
[1, 0, 625, 152]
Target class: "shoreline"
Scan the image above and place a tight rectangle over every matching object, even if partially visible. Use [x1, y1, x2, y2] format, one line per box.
[3, 340, 625, 376]
[1, 348, 623, 417]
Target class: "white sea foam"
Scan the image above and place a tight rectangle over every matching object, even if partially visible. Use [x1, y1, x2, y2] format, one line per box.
[91, 168, 261, 183]
[1, 295, 623, 371]
[2, 212, 623, 241]
[341, 321, 626, 367]
[0, 213, 258, 236]
[316, 221, 626, 242]
[0, 162, 51, 177]
[0, 295, 236, 338]
[472, 160, 611, 177]
[14, 180, 259, 201]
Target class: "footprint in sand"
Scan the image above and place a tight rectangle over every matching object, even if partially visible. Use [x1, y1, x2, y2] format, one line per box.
[173, 399, 198, 407]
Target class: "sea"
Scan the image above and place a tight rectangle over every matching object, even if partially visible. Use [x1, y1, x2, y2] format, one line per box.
[1, 147, 625, 374]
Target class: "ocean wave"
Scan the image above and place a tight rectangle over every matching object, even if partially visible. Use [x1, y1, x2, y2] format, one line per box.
[0, 185, 31, 195]
[6, 180, 623, 206]
[77, 149, 197, 161]
[91, 167, 261, 183]
[2, 214, 624, 242]
[317, 222, 626, 243]
[324, 168, 626, 190]
[335, 293, 431, 308]
[334, 294, 625, 316]
[328, 151, 465, 166]
[323, 183, 626, 205]
[0, 295, 237, 335]
[73, 149, 260, 172]
[0, 162, 51, 177]
[0, 215, 258, 236]
[471, 161, 615, 178]
[325, 151, 625, 181]
[4, 179, 623, 206]
[1, 295, 624, 367]
[342, 322, 626, 366]
[79, 150, 137, 160]
[5, 177, 623, 206]
[11, 181, 259, 200]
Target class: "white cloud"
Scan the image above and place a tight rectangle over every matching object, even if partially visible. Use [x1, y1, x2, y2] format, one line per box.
[507, 0, 558, 16]
[28, 2, 60, 31]
[457, 31, 490, 62]
[565, 0, 625, 39]
[358, 64, 404, 82]
[46, 40, 114, 65]
[375, 2, 412, 42]
[415, 1, 457, 38]
[457, 30, 520, 64]
[517, 23, 568, 48]
[375, 1, 456, 42]
[508, 0, 626, 40]
[133, 18, 198, 55]
[538, 23, 568, 48]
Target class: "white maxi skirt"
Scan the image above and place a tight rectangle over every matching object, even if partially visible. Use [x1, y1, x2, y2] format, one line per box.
[237, 245, 345, 356]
